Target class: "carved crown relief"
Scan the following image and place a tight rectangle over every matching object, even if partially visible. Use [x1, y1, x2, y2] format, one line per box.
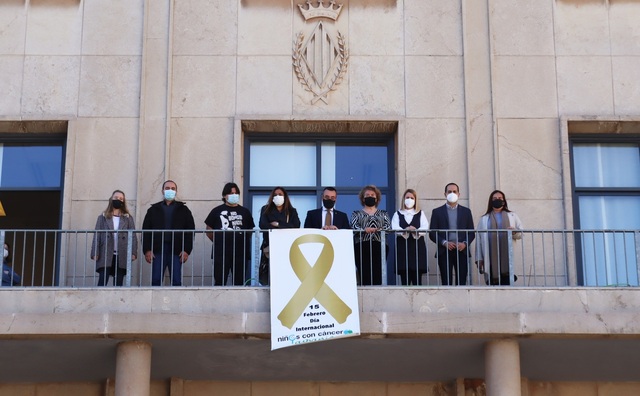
[293, 1, 349, 105]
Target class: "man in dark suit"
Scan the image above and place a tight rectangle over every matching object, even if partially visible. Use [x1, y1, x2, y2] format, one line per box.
[304, 187, 351, 230]
[429, 182, 475, 286]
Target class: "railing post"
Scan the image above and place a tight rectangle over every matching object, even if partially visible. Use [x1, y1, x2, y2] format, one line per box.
[125, 230, 133, 287]
[253, 228, 261, 286]
[508, 230, 514, 285]
[381, 230, 387, 286]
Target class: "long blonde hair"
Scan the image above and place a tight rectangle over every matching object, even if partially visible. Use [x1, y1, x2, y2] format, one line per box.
[104, 190, 131, 219]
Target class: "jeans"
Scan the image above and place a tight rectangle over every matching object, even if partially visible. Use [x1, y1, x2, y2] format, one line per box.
[151, 244, 182, 286]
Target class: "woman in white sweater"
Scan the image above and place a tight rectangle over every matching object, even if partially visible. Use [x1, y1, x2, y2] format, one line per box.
[475, 190, 522, 286]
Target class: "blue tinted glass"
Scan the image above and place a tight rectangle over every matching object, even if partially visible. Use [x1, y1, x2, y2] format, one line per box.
[1, 145, 63, 188]
[335, 145, 388, 187]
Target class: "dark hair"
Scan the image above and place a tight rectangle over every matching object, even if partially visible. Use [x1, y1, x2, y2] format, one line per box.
[3, 242, 11, 263]
[358, 185, 381, 207]
[222, 182, 240, 202]
[323, 186, 337, 195]
[263, 186, 294, 217]
[162, 180, 177, 190]
[484, 189, 511, 215]
[444, 182, 460, 194]
[104, 190, 131, 219]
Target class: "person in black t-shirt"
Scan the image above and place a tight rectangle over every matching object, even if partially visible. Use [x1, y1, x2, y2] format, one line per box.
[205, 182, 255, 286]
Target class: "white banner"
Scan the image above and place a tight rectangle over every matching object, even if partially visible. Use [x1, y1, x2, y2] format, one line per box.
[270, 229, 360, 350]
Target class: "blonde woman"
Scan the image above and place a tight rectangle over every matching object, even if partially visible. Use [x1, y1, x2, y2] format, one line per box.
[391, 189, 429, 285]
[91, 190, 138, 286]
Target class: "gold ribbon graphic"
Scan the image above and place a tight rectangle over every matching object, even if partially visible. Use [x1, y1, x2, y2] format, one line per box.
[277, 234, 353, 329]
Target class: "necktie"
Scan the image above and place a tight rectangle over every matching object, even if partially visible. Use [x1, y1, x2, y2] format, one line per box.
[325, 209, 332, 227]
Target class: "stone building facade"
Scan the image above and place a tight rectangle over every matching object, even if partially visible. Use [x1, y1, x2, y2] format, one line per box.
[0, 0, 639, 395]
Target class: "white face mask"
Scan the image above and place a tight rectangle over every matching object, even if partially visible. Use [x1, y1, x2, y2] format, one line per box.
[404, 198, 415, 209]
[273, 195, 285, 207]
[227, 194, 240, 205]
[3, 249, 7, 258]
[446, 192, 459, 204]
[164, 189, 176, 201]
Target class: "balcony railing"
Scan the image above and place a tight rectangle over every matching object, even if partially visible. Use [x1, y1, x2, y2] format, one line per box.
[0, 229, 638, 288]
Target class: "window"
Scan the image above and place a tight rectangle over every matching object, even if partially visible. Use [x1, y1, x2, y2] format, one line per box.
[245, 137, 395, 227]
[0, 144, 64, 188]
[0, 139, 66, 286]
[571, 139, 640, 286]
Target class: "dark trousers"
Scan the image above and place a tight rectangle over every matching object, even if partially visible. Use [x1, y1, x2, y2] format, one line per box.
[437, 248, 469, 286]
[355, 240, 387, 286]
[213, 258, 247, 286]
[489, 274, 516, 286]
[97, 255, 125, 286]
[399, 270, 423, 286]
[152, 243, 182, 286]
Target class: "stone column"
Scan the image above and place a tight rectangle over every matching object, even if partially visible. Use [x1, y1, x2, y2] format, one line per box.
[115, 341, 152, 396]
[485, 339, 521, 396]
[461, 0, 496, 213]
[136, 0, 172, 226]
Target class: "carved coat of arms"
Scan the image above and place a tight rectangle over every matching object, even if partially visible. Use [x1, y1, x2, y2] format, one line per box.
[293, 1, 349, 105]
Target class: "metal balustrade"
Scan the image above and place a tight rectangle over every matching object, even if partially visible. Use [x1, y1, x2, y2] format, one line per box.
[0, 229, 638, 288]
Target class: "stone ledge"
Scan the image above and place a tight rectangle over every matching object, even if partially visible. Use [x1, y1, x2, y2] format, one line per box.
[1, 311, 639, 338]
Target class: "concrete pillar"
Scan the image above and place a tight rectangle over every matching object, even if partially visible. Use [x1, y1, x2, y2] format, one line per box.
[115, 341, 152, 396]
[461, 0, 497, 213]
[136, 0, 172, 226]
[485, 339, 521, 396]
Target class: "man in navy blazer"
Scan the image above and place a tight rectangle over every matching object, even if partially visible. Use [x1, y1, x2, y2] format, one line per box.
[304, 187, 351, 230]
[429, 182, 475, 286]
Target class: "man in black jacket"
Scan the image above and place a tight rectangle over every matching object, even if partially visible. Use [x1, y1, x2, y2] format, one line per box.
[142, 180, 195, 286]
[303, 187, 351, 230]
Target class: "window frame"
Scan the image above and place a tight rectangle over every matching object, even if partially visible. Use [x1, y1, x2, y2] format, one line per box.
[569, 134, 640, 286]
[243, 132, 396, 219]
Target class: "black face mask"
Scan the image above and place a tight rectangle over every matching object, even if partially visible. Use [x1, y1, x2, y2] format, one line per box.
[492, 199, 504, 209]
[364, 196, 377, 207]
[112, 200, 124, 209]
[323, 199, 335, 209]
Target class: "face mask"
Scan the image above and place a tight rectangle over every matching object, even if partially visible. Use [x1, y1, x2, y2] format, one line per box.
[273, 195, 285, 207]
[364, 196, 376, 207]
[227, 194, 240, 205]
[3, 249, 7, 259]
[404, 198, 415, 209]
[446, 193, 458, 204]
[112, 200, 123, 209]
[164, 189, 176, 201]
[323, 199, 335, 210]
[492, 199, 504, 209]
